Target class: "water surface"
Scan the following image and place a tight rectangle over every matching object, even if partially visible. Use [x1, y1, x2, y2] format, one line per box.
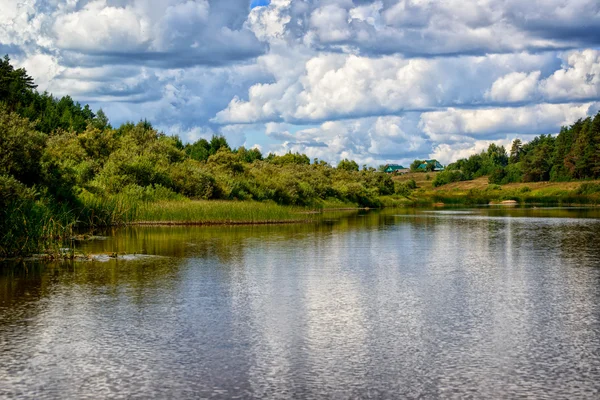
[2, 208, 600, 398]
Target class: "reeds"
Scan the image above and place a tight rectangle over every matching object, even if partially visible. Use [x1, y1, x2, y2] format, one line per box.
[0, 199, 75, 258]
[132, 200, 310, 224]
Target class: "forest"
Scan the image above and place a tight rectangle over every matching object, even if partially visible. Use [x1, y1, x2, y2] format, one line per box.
[432, 114, 600, 188]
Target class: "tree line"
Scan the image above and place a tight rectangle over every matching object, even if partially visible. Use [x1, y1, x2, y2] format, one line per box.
[432, 113, 600, 187]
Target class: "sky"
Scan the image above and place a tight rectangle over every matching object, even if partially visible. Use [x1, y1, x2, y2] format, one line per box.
[2, 0, 600, 167]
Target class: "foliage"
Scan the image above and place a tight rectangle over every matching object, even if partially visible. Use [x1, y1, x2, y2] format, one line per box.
[576, 183, 600, 195]
[432, 170, 466, 187]
[337, 158, 359, 171]
[0, 107, 46, 185]
[410, 159, 423, 172]
[266, 152, 310, 165]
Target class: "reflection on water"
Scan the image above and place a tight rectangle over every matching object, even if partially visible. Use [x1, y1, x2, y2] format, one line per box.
[2, 208, 600, 398]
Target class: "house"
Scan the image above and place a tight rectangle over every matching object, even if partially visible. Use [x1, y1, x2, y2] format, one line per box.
[417, 160, 445, 171]
[384, 164, 409, 174]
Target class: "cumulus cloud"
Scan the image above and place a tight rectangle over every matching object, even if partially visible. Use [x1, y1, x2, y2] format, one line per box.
[53, 1, 153, 52]
[264, 115, 430, 166]
[486, 49, 600, 103]
[419, 103, 599, 142]
[486, 71, 541, 102]
[3, 0, 600, 167]
[216, 51, 594, 125]
[541, 49, 600, 100]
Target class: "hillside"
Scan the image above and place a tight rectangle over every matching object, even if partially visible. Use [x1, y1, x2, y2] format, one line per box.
[390, 172, 600, 205]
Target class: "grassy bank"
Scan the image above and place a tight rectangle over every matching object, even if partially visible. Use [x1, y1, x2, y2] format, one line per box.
[390, 173, 600, 206]
[0, 196, 328, 259]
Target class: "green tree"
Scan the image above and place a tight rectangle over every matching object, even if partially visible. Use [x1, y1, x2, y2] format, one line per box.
[0, 55, 37, 111]
[337, 158, 359, 171]
[509, 139, 522, 163]
[209, 135, 230, 155]
[0, 107, 46, 186]
[410, 159, 423, 172]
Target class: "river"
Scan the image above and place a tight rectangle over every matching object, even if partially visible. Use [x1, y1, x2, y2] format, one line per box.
[2, 207, 600, 398]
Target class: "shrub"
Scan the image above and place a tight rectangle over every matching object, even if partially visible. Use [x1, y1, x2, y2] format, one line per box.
[576, 183, 600, 195]
[432, 170, 465, 187]
[488, 168, 506, 185]
[395, 183, 411, 197]
[169, 160, 217, 199]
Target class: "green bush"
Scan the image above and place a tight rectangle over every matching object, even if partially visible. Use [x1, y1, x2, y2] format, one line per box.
[395, 183, 411, 197]
[432, 170, 466, 187]
[488, 168, 506, 185]
[576, 183, 600, 195]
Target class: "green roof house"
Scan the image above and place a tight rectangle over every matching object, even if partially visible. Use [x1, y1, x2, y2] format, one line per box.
[384, 164, 409, 174]
[417, 160, 445, 171]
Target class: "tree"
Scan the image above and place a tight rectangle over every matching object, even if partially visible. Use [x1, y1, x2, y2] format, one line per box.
[509, 139, 522, 163]
[93, 108, 110, 130]
[186, 138, 211, 161]
[0, 107, 46, 186]
[209, 135, 230, 155]
[337, 158, 359, 171]
[410, 159, 423, 172]
[487, 144, 508, 167]
[0, 55, 37, 111]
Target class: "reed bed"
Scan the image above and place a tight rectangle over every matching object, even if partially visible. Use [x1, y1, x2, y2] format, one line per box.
[0, 200, 76, 258]
[132, 200, 312, 224]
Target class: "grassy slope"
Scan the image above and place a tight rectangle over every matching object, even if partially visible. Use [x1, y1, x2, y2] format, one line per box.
[387, 172, 600, 205]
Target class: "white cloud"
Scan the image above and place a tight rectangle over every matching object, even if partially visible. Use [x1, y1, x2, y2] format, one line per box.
[3, 0, 600, 167]
[486, 71, 541, 102]
[247, 0, 292, 42]
[215, 51, 561, 124]
[53, 1, 152, 52]
[264, 115, 430, 166]
[419, 103, 597, 142]
[310, 4, 352, 43]
[541, 49, 600, 100]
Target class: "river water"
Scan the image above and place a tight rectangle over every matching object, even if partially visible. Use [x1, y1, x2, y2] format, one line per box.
[2, 207, 600, 399]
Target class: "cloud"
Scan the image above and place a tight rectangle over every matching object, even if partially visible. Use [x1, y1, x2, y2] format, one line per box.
[215, 51, 579, 125]
[53, 1, 153, 52]
[486, 71, 541, 102]
[419, 102, 599, 142]
[264, 115, 430, 166]
[540, 49, 600, 100]
[486, 49, 600, 103]
[3, 0, 600, 167]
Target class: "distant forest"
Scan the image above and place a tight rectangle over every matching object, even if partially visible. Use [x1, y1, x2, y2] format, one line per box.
[432, 115, 600, 187]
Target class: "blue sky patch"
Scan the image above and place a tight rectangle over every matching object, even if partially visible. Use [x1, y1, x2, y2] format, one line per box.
[250, 0, 270, 9]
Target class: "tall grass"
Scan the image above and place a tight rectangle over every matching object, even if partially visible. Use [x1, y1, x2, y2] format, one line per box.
[76, 191, 311, 224]
[0, 200, 75, 258]
[132, 200, 310, 223]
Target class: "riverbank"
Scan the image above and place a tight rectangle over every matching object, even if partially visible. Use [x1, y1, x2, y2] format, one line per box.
[387, 173, 600, 206]
[5, 177, 600, 259]
[0, 199, 326, 259]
